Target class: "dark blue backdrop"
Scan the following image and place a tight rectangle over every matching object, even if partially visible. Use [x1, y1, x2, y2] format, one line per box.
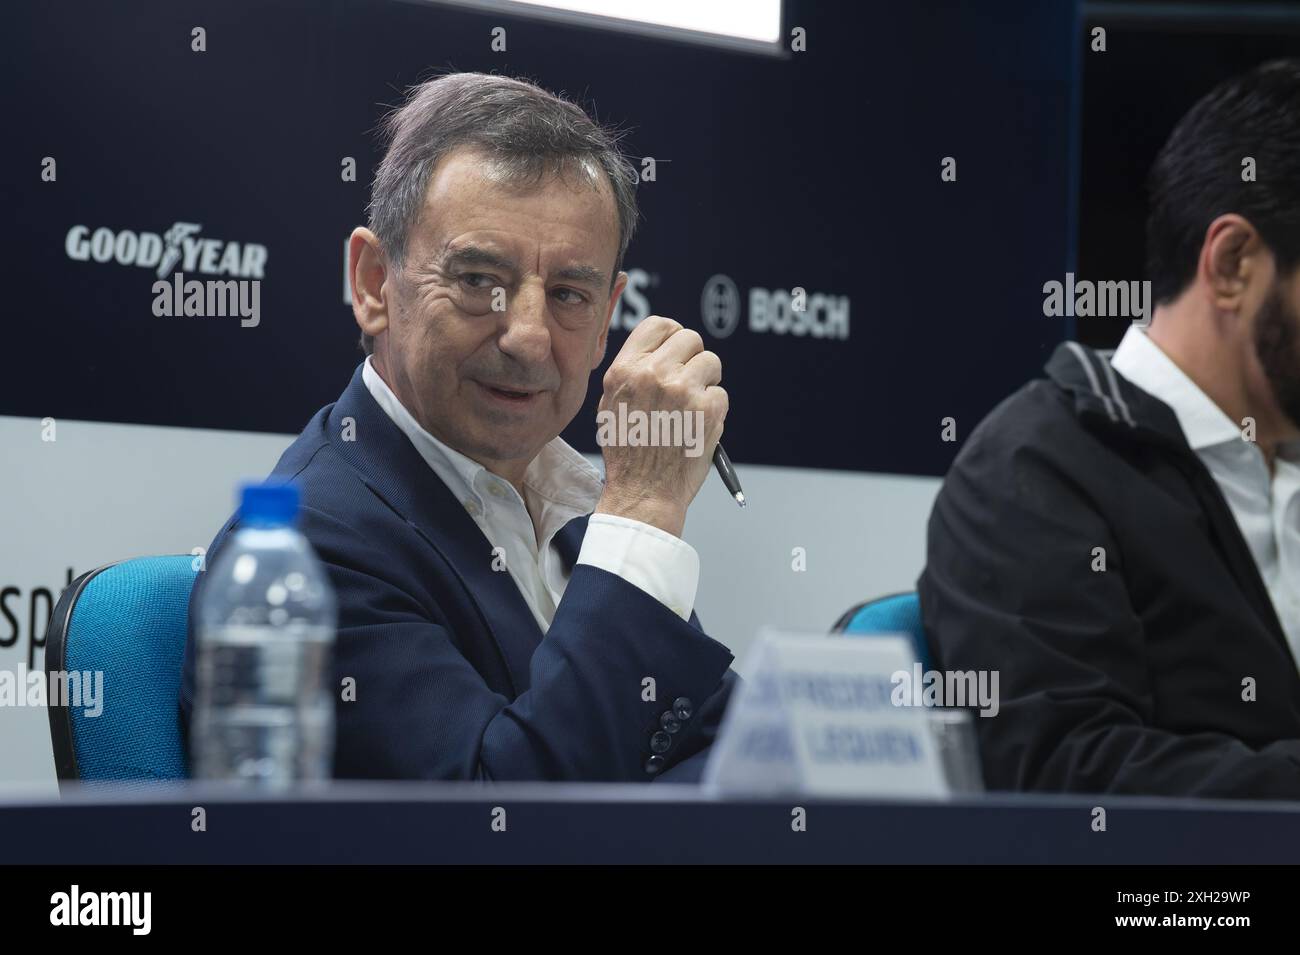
[9, 0, 1079, 476]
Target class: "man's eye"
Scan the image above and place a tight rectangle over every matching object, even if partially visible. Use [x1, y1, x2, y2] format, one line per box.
[459, 273, 494, 290]
[553, 287, 586, 305]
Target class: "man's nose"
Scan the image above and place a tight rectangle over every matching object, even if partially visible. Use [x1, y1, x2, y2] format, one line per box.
[496, 280, 553, 364]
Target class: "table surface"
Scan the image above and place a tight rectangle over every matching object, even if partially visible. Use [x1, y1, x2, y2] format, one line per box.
[3, 782, 1299, 863]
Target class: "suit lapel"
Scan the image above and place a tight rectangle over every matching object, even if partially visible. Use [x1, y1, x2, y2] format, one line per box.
[1119, 382, 1293, 657]
[553, 513, 591, 572]
[323, 364, 551, 696]
[1180, 456, 1293, 656]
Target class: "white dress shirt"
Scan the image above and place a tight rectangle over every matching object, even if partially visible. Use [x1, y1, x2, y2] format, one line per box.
[361, 356, 699, 631]
[1111, 326, 1300, 660]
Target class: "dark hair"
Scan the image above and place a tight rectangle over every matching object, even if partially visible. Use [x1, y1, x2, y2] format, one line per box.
[359, 71, 640, 355]
[1146, 58, 1300, 305]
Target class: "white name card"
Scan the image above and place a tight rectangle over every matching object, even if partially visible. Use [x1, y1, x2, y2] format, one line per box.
[702, 630, 949, 798]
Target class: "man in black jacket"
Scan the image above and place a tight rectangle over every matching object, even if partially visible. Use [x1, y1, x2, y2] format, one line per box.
[919, 60, 1300, 799]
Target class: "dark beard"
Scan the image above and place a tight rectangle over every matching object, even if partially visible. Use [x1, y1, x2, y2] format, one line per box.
[1253, 281, 1300, 432]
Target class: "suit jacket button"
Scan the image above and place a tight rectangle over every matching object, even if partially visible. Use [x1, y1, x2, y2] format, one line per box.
[660, 711, 682, 734]
[644, 755, 666, 775]
[650, 731, 673, 754]
[672, 697, 694, 721]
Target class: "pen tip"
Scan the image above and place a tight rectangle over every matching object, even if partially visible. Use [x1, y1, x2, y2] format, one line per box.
[735, 492, 746, 507]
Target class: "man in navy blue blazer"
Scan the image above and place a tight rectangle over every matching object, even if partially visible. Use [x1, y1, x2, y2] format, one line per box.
[179, 72, 738, 782]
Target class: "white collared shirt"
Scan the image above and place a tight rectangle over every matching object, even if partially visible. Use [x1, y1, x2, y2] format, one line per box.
[361, 356, 699, 631]
[1111, 326, 1300, 660]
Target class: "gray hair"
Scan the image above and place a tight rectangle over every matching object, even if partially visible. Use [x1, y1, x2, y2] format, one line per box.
[360, 71, 641, 355]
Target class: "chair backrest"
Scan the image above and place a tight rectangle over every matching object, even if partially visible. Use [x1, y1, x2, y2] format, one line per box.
[45, 555, 198, 785]
[832, 591, 932, 669]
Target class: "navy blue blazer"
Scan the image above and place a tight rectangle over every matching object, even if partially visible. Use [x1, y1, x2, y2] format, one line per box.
[179, 363, 738, 782]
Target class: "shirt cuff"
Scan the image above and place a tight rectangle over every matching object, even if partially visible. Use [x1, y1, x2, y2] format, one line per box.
[576, 513, 700, 620]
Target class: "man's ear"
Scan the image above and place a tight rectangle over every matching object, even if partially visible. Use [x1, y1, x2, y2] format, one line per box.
[351, 227, 391, 342]
[593, 270, 629, 369]
[1202, 214, 1264, 315]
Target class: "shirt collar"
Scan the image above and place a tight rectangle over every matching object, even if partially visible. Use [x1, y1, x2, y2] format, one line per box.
[1110, 325, 1243, 452]
[523, 435, 605, 512]
[361, 355, 602, 513]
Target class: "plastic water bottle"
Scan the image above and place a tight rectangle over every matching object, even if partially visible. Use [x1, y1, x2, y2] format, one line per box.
[191, 483, 337, 785]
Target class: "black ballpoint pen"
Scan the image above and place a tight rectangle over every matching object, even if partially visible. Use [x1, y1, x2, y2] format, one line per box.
[713, 443, 745, 507]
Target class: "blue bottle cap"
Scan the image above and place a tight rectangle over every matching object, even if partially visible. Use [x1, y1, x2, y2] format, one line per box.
[239, 482, 299, 527]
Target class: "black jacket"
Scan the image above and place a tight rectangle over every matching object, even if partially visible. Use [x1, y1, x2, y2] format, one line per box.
[919, 340, 1300, 799]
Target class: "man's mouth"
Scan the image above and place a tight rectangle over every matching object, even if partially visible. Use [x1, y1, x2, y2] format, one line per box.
[476, 381, 540, 404]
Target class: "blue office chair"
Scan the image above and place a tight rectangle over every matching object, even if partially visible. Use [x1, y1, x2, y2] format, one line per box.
[832, 592, 986, 790]
[44, 555, 198, 786]
[832, 591, 933, 670]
